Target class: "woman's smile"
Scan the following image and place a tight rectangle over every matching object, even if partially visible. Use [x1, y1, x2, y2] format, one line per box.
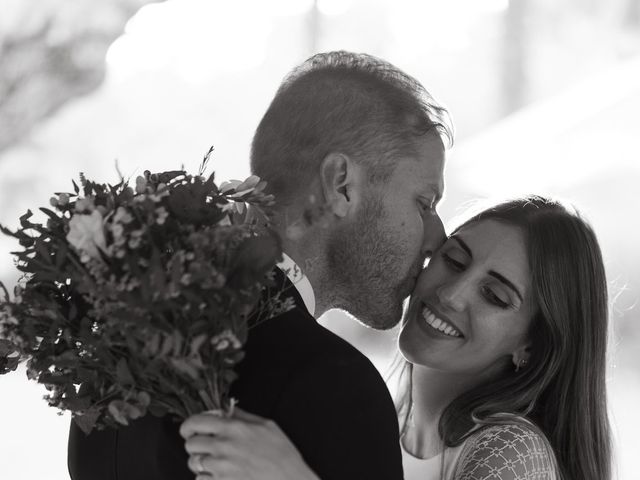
[419, 303, 463, 338]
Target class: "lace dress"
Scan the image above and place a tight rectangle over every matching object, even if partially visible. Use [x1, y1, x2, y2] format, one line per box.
[402, 422, 559, 480]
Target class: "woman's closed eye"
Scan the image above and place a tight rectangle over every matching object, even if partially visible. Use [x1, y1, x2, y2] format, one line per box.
[442, 252, 466, 271]
[443, 251, 514, 309]
[481, 285, 511, 309]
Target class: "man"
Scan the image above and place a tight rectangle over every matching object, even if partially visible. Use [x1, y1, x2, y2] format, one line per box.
[180, 51, 452, 479]
[68, 51, 451, 480]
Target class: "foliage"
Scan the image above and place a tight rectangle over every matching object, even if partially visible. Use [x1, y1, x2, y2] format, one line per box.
[0, 147, 292, 434]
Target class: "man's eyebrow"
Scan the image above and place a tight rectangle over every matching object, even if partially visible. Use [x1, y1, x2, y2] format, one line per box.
[451, 236, 524, 303]
[420, 185, 443, 206]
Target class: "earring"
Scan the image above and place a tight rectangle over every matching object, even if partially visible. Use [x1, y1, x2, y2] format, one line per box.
[515, 359, 527, 372]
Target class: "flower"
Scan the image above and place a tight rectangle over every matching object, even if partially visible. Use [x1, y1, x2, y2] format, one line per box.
[0, 160, 289, 435]
[66, 210, 108, 261]
[111, 223, 125, 242]
[155, 207, 169, 225]
[75, 197, 96, 213]
[135, 176, 147, 194]
[211, 330, 242, 352]
[128, 229, 144, 249]
[113, 206, 133, 225]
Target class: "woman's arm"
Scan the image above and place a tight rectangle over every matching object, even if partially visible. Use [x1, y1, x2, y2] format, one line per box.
[181, 408, 321, 480]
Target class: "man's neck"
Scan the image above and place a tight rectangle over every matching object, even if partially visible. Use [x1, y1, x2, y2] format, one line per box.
[272, 199, 338, 315]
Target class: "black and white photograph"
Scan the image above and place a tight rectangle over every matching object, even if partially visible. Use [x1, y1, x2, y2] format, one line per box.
[0, 1, 638, 479]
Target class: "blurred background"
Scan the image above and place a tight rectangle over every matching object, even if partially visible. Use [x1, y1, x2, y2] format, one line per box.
[0, 0, 638, 478]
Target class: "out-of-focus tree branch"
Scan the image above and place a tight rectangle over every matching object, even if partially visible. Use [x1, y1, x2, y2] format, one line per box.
[0, 0, 164, 154]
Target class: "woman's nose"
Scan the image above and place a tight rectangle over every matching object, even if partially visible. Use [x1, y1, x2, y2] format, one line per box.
[436, 279, 468, 312]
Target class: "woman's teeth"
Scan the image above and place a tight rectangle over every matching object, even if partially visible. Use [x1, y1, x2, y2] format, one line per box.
[422, 306, 461, 337]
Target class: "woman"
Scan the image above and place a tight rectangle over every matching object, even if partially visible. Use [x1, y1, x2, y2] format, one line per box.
[394, 195, 611, 479]
[184, 196, 612, 480]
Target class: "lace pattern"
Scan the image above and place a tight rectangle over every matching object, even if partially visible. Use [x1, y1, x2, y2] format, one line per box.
[455, 423, 557, 480]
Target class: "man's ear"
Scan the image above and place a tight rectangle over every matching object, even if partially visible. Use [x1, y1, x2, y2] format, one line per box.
[319, 153, 362, 218]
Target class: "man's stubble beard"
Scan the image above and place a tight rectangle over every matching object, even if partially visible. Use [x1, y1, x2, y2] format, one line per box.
[323, 193, 410, 330]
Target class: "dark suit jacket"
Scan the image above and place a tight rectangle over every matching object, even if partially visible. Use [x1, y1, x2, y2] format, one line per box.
[68, 270, 403, 480]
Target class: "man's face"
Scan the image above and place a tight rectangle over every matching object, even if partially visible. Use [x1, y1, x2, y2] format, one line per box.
[326, 132, 447, 329]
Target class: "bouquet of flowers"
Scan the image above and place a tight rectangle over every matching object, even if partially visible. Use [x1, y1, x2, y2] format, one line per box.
[0, 148, 293, 434]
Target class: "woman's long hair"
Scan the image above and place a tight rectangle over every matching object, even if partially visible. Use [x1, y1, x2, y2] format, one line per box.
[392, 196, 611, 480]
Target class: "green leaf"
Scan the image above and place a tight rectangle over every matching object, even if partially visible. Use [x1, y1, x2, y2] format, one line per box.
[189, 334, 208, 355]
[169, 358, 200, 380]
[0, 223, 17, 238]
[171, 330, 184, 357]
[137, 391, 151, 407]
[39, 371, 73, 386]
[55, 247, 68, 268]
[116, 358, 135, 386]
[159, 334, 173, 357]
[63, 394, 92, 412]
[108, 400, 132, 426]
[227, 231, 282, 289]
[19, 210, 34, 224]
[73, 409, 101, 435]
[0, 281, 9, 301]
[142, 332, 161, 357]
[39, 207, 61, 221]
[76, 368, 98, 383]
[0, 339, 21, 374]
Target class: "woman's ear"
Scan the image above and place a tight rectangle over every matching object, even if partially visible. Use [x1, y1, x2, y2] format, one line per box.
[512, 343, 532, 372]
[319, 153, 361, 218]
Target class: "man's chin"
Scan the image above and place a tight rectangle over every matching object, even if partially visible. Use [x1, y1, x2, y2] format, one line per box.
[401, 268, 422, 297]
[344, 304, 403, 331]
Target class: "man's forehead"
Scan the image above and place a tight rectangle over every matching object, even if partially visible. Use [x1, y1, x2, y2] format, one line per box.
[390, 133, 445, 188]
[415, 158, 445, 192]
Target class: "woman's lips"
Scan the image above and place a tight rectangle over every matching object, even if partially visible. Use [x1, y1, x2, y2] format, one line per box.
[418, 302, 464, 338]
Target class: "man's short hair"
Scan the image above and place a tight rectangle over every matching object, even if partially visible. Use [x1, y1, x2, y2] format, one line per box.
[250, 51, 453, 207]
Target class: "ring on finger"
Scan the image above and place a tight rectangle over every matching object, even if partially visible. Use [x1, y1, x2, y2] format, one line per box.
[193, 454, 208, 474]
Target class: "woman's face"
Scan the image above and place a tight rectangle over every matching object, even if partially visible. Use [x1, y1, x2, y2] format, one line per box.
[399, 219, 535, 379]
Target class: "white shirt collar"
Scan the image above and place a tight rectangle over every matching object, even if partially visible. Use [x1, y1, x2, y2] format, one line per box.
[277, 252, 316, 317]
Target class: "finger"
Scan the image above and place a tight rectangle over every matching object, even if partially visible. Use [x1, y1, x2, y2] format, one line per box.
[187, 453, 224, 476]
[180, 413, 231, 439]
[187, 454, 208, 475]
[193, 456, 235, 479]
[184, 434, 219, 455]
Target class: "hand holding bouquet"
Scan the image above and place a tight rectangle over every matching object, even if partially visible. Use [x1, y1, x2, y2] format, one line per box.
[0, 148, 292, 434]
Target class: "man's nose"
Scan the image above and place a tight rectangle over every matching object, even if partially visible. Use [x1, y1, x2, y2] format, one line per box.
[422, 212, 446, 259]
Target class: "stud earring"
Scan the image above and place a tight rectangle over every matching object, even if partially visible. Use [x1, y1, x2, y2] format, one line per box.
[515, 358, 527, 372]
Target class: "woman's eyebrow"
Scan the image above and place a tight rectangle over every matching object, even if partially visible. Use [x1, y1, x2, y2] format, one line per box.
[489, 271, 524, 303]
[451, 235, 524, 303]
[451, 236, 472, 257]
